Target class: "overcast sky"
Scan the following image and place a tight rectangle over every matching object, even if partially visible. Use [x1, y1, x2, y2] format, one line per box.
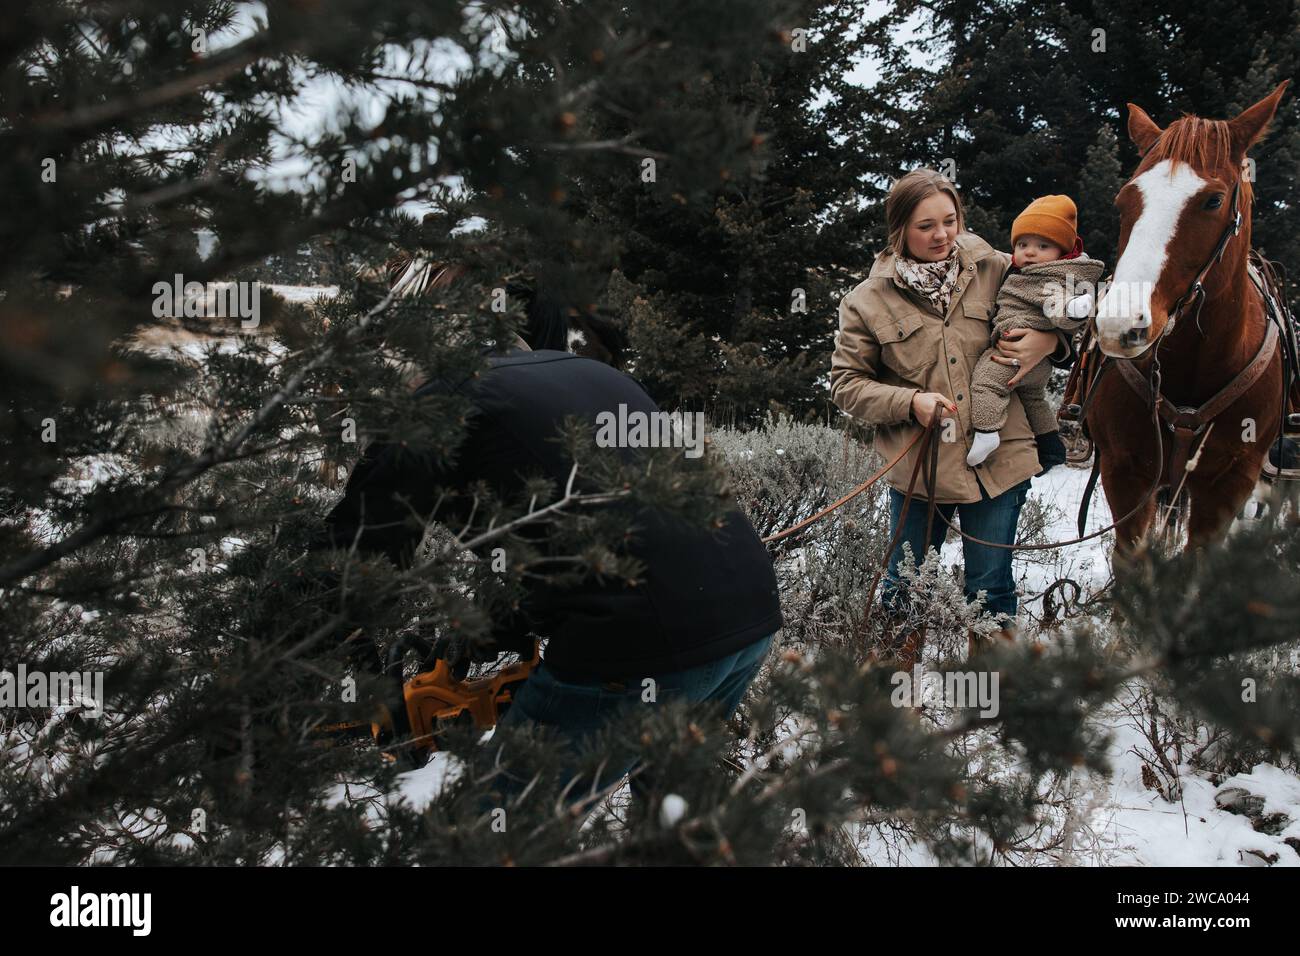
[210, 1, 931, 226]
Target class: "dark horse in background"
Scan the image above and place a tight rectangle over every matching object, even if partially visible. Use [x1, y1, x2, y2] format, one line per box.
[1087, 81, 1295, 552]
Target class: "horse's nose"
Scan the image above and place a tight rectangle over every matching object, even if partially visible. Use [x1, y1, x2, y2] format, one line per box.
[1120, 325, 1148, 349]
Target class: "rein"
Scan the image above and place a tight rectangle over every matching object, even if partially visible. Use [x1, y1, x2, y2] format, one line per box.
[921, 391, 1169, 552]
[761, 427, 929, 544]
[762, 393, 1167, 555]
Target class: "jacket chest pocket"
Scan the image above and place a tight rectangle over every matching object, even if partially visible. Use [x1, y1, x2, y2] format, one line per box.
[955, 299, 996, 357]
[872, 311, 936, 378]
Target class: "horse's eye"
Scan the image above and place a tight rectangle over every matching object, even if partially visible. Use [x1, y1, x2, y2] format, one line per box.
[1204, 194, 1224, 210]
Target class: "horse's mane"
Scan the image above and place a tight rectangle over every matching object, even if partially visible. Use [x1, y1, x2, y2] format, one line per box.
[1144, 115, 1254, 206]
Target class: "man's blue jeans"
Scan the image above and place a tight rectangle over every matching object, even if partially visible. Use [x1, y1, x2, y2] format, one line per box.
[492, 632, 775, 800]
[882, 477, 1030, 625]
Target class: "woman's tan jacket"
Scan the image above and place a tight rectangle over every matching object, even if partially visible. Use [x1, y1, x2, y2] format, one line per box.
[830, 232, 1067, 504]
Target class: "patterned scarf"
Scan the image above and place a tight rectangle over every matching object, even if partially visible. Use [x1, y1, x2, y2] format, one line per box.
[894, 243, 961, 315]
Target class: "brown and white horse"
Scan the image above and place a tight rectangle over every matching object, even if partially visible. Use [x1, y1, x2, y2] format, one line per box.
[1088, 81, 1291, 552]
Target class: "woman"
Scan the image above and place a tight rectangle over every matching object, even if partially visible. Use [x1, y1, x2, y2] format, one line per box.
[830, 168, 1072, 661]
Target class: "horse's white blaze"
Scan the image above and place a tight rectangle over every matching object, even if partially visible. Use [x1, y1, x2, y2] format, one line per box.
[1096, 159, 1207, 340]
[566, 327, 587, 350]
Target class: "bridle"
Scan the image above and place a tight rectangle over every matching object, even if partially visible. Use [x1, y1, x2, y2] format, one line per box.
[1103, 164, 1245, 430]
[1162, 177, 1243, 336]
[1120, 145, 1244, 351]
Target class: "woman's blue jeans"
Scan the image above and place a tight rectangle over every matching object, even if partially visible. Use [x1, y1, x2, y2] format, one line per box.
[490, 632, 775, 804]
[881, 477, 1030, 625]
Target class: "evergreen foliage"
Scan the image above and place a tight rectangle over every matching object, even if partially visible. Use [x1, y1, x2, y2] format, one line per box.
[0, 0, 1296, 866]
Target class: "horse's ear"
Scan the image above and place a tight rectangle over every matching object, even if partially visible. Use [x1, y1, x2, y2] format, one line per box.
[1126, 102, 1163, 155]
[1228, 80, 1290, 160]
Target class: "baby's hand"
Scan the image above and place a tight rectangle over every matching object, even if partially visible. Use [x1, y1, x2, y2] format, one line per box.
[1065, 291, 1095, 320]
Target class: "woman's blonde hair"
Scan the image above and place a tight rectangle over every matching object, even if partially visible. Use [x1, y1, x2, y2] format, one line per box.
[883, 168, 965, 259]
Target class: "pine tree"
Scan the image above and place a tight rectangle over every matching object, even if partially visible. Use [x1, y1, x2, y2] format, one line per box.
[578, 0, 904, 422]
[1076, 123, 1124, 267]
[1, 0, 1297, 869]
[876, 0, 1300, 297]
[0, 0, 809, 863]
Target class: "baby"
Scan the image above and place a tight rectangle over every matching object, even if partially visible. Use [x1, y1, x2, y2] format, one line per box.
[966, 195, 1105, 469]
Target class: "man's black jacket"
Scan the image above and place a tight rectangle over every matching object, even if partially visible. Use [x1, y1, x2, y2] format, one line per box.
[316, 349, 783, 682]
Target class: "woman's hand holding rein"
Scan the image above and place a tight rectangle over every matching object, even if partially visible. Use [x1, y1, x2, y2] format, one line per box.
[910, 391, 958, 427]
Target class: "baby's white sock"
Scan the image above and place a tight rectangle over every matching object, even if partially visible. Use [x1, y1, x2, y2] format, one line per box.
[967, 431, 1000, 466]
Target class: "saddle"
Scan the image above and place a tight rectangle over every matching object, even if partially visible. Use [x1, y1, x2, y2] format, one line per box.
[1250, 254, 1300, 478]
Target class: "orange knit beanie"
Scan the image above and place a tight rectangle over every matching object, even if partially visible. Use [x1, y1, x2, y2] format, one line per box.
[1011, 195, 1078, 253]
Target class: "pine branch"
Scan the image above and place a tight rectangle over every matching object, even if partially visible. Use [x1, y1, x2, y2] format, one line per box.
[0, 288, 400, 586]
[26, 32, 271, 133]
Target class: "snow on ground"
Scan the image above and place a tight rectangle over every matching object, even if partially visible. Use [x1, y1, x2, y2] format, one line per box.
[394, 747, 465, 812]
[1089, 721, 1300, 866]
[915, 460, 1118, 628]
[1017, 461, 1115, 611]
[903, 462, 1300, 867]
[263, 283, 339, 304]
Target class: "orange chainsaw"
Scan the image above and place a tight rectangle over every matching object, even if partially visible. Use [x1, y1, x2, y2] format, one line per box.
[316, 634, 538, 767]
